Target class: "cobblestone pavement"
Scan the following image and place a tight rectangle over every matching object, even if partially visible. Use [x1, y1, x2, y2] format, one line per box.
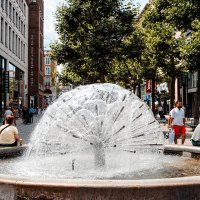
[15, 114, 42, 144]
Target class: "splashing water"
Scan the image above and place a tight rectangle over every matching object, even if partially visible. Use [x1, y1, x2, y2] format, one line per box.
[0, 83, 173, 180]
[27, 84, 164, 161]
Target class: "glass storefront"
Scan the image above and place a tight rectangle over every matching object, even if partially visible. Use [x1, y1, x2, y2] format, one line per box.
[8, 63, 24, 108]
[0, 56, 7, 117]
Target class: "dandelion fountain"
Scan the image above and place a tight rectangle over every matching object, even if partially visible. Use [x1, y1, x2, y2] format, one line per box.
[0, 83, 200, 200]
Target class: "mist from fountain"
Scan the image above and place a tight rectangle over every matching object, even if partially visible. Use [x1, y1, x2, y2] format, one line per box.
[0, 83, 186, 180]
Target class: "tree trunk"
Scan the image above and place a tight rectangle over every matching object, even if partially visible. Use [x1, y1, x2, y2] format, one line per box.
[151, 77, 156, 115]
[137, 83, 141, 99]
[177, 77, 181, 100]
[170, 56, 175, 110]
[170, 75, 175, 110]
[100, 70, 105, 83]
[193, 71, 200, 125]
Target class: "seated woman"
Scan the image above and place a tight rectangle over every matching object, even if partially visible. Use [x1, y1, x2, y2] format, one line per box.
[191, 124, 200, 147]
[0, 115, 23, 147]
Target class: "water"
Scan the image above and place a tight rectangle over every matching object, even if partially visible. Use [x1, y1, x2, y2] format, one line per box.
[0, 83, 195, 180]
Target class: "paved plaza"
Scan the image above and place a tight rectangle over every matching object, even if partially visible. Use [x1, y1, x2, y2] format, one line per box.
[15, 114, 42, 144]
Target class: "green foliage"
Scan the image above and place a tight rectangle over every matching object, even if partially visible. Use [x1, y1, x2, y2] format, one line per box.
[143, 0, 200, 31]
[51, 0, 139, 83]
[181, 19, 200, 72]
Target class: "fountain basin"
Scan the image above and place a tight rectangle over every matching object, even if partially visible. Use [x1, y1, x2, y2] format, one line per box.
[0, 145, 28, 159]
[0, 145, 200, 199]
[0, 175, 200, 200]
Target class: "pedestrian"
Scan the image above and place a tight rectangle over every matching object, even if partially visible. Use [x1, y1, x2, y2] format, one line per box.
[3, 107, 13, 125]
[0, 115, 23, 147]
[24, 107, 29, 124]
[191, 124, 200, 146]
[11, 107, 17, 126]
[158, 104, 164, 119]
[185, 104, 191, 120]
[29, 107, 35, 123]
[168, 100, 186, 145]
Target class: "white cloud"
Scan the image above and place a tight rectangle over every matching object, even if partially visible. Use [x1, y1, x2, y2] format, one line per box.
[44, 0, 66, 49]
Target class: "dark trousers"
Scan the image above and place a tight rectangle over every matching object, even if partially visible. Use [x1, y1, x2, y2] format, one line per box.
[0, 140, 18, 147]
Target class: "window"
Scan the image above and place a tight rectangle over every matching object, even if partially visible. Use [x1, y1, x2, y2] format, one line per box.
[23, 44, 25, 62]
[12, 31, 15, 53]
[15, 35, 17, 55]
[45, 67, 51, 75]
[24, 3, 26, 16]
[18, 37, 20, 58]
[21, 20, 23, 34]
[5, 22, 8, 47]
[1, 0, 4, 10]
[16, 12, 18, 28]
[9, 2, 12, 19]
[9, 26, 11, 50]
[13, 8, 15, 24]
[18, 16, 20, 31]
[21, 41, 23, 60]
[23, 24, 25, 36]
[45, 57, 51, 65]
[1, 18, 4, 43]
[44, 77, 51, 86]
[5, 0, 8, 14]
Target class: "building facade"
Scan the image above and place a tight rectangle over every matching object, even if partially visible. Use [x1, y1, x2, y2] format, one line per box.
[187, 72, 198, 115]
[28, 0, 44, 108]
[43, 50, 57, 107]
[0, 0, 29, 116]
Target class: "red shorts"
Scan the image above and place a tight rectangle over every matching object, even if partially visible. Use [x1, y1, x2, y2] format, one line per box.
[173, 125, 186, 137]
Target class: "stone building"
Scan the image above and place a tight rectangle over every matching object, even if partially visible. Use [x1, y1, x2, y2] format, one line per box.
[28, 0, 44, 108]
[43, 50, 57, 107]
[0, 0, 29, 116]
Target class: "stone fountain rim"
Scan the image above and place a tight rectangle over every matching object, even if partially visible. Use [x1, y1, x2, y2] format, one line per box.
[1, 174, 200, 188]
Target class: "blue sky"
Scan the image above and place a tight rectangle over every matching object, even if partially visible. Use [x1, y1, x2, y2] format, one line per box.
[44, 0, 149, 49]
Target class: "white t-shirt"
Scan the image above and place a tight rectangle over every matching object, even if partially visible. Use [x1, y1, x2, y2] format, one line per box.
[191, 124, 200, 141]
[171, 107, 185, 126]
[0, 125, 18, 144]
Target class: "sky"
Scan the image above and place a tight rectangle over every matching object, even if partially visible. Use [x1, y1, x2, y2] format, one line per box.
[44, 0, 149, 49]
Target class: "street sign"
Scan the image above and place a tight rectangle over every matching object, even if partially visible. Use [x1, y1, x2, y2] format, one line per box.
[3, 71, 9, 93]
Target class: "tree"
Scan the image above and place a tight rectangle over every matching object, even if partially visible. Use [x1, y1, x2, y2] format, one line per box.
[51, 0, 138, 83]
[142, 7, 184, 111]
[147, 0, 200, 122]
[107, 27, 145, 96]
[181, 19, 200, 124]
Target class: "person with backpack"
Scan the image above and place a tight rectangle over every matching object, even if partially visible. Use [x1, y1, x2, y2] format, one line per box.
[0, 115, 23, 147]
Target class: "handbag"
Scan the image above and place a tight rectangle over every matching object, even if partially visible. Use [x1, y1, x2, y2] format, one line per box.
[0, 125, 11, 134]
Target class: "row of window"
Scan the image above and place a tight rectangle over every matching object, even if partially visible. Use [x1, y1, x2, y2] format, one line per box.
[1, 0, 26, 17]
[1, 17, 26, 62]
[45, 56, 51, 65]
[45, 66, 51, 75]
[1, 0, 26, 37]
[44, 76, 51, 86]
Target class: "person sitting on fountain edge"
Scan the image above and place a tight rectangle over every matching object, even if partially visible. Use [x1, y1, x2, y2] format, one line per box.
[191, 124, 200, 147]
[0, 115, 23, 147]
[168, 100, 186, 145]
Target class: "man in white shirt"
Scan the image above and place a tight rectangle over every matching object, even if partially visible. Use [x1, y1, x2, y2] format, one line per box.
[191, 124, 200, 146]
[169, 100, 186, 144]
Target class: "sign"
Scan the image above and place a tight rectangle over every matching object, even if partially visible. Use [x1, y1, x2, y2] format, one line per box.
[3, 71, 9, 93]
[157, 82, 169, 94]
[146, 80, 152, 93]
